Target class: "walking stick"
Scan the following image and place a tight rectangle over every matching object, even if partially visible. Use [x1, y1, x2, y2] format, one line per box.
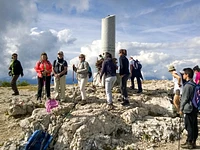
[178, 116, 182, 150]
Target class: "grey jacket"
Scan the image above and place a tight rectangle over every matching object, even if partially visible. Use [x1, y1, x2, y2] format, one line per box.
[180, 80, 195, 114]
[76, 61, 89, 79]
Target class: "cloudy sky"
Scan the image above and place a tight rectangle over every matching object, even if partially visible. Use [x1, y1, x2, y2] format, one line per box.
[1, 0, 200, 81]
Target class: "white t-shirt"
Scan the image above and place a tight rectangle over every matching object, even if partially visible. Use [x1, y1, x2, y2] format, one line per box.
[172, 71, 183, 94]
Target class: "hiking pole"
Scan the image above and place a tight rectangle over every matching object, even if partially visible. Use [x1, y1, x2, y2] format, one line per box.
[178, 116, 182, 150]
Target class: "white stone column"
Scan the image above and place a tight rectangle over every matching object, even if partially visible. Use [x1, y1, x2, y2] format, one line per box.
[101, 15, 115, 58]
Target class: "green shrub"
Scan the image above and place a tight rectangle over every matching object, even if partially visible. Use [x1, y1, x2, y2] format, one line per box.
[0, 81, 11, 87]
[0, 80, 30, 87]
[17, 80, 30, 86]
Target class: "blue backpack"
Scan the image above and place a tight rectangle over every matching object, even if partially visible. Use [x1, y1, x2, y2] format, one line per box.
[24, 130, 53, 150]
[188, 82, 200, 110]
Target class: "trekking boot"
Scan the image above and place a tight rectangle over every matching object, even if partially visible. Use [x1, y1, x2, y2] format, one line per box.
[37, 97, 42, 103]
[121, 100, 130, 106]
[12, 92, 19, 96]
[181, 142, 194, 149]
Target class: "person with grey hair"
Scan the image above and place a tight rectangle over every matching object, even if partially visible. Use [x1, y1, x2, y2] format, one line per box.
[52, 51, 68, 102]
[8, 53, 24, 95]
[73, 54, 89, 105]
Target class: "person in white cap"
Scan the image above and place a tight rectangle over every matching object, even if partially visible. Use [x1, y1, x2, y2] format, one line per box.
[52, 51, 68, 102]
[168, 65, 183, 112]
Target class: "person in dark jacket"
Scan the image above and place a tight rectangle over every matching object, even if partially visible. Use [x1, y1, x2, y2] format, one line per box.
[100, 52, 117, 110]
[180, 68, 198, 149]
[119, 49, 130, 106]
[8, 53, 24, 95]
[129, 57, 143, 93]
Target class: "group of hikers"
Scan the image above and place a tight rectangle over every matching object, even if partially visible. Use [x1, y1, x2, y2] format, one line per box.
[8, 49, 143, 107]
[8, 50, 200, 149]
[168, 65, 200, 149]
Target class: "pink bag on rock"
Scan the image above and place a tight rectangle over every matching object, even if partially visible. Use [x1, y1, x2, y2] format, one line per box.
[45, 99, 59, 113]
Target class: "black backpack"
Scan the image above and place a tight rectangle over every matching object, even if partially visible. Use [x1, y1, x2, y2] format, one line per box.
[134, 60, 142, 70]
[53, 60, 68, 75]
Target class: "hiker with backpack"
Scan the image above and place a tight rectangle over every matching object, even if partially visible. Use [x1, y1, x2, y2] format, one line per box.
[73, 54, 89, 105]
[8, 53, 24, 95]
[34, 52, 52, 102]
[100, 52, 117, 110]
[52, 51, 68, 102]
[179, 68, 198, 149]
[193, 65, 200, 84]
[129, 57, 143, 93]
[119, 49, 130, 106]
[168, 65, 184, 112]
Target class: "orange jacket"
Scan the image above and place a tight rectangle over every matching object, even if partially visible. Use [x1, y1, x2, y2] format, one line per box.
[34, 60, 52, 78]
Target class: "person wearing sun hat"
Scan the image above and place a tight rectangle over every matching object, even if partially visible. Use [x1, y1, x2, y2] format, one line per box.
[52, 50, 68, 102]
[168, 65, 183, 113]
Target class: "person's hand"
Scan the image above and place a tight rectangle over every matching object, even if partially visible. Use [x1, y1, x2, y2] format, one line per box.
[179, 111, 183, 116]
[73, 65, 77, 72]
[120, 75, 124, 78]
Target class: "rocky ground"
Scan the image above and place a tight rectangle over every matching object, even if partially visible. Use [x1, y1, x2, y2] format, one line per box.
[0, 80, 200, 150]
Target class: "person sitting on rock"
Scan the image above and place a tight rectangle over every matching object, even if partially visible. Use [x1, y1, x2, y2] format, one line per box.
[100, 52, 117, 110]
[168, 65, 183, 112]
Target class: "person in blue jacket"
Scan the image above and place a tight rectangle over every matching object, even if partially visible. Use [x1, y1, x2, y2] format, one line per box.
[119, 49, 130, 106]
[100, 52, 117, 110]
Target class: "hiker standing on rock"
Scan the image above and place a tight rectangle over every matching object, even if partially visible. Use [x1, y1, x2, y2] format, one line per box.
[52, 51, 68, 102]
[119, 49, 130, 106]
[180, 68, 198, 149]
[100, 52, 117, 110]
[129, 56, 143, 93]
[8, 53, 24, 95]
[73, 54, 89, 105]
[34, 52, 52, 102]
[168, 65, 183, 112]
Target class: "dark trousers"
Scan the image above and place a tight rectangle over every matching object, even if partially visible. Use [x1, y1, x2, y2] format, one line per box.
[37, 76, 51, 98]
[11, 75, 19, 94]
[184, 109, 198, 143]
[120, 74, 129, 98]
[130, 76, 142, 91]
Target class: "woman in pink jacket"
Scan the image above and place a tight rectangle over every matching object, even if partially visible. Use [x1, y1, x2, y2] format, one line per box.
[193, 65, 200, 84]
[35, 52, 52, 101]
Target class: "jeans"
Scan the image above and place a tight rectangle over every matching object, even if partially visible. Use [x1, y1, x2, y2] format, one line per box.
[37, 76, 51, 98]
[78, 76, 88, 100]
[184, 108, 198, 143]
[120, 74, 129, 98]
[11, 75, 19, 94]
[131, 76, 142, 91]
[54, 75, 66, 100]
[105, 76, 116, 104]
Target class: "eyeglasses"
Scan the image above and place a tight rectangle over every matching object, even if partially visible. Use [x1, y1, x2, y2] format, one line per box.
[58, 53, 63, 55]
[79, 57, 83, 58]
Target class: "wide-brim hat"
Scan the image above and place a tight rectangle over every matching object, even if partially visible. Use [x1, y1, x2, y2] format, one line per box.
[168, 65, 175, 72]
